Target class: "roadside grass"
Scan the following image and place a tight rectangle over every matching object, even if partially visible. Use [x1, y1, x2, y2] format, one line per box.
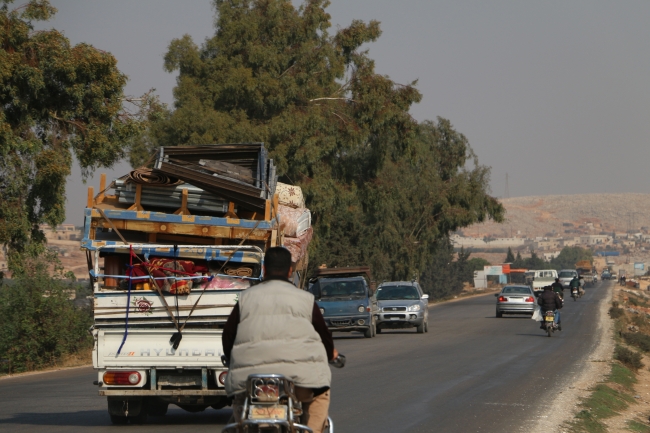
[628, 420, 650, 433]
[566, 289, 650, 432]
[609, 363, 637, 391]
[565, 366, 637, 432]
[0, 347, 92, 379]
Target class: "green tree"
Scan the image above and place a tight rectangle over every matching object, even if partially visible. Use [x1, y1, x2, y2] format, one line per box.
[513, 251, 525, 268]
[467, 257, 490, 273]
[549, 246, 593, 270]
[0, 253, 92, 373]
[420, 237, 462, 299]
[523, 250, 549, 270]
[0, 0, 146, 272]
[505, 247, 515, 263]
[140, 0, 504, 281]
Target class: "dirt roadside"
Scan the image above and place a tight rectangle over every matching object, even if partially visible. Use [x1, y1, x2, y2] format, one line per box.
[530, 284, 614, 433]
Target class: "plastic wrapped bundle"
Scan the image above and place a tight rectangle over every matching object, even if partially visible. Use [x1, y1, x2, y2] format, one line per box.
[277, 205, 311, 237]
[201, 276, 251, 290]
[283, 227, 313, 263]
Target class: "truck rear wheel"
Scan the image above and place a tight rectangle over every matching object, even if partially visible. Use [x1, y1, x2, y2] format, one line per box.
[147, 399, 168, 417]
[109, 414, 128, 425]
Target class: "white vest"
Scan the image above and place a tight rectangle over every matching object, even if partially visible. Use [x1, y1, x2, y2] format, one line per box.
[224, 279, 332, 396]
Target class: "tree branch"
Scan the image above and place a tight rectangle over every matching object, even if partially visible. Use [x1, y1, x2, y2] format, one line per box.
[309, 97, 357, 103]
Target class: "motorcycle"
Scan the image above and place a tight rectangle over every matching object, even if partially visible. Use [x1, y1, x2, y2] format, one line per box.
[543, 310, 557, 337]
[571, 287, 580, 301]
[222, 355, 346, 433]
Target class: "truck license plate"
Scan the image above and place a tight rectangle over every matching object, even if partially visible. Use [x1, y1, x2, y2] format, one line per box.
[249, 405, 287, 420]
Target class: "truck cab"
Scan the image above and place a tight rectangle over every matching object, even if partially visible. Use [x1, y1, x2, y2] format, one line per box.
[308, 267, 378, 338]
[529, 269, 559, 295]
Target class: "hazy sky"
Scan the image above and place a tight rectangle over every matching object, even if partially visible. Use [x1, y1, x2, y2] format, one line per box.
[32, 1, 650, 225]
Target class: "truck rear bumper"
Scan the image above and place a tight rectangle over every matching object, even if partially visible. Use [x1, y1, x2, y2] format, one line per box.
[100, 389, 227, 396]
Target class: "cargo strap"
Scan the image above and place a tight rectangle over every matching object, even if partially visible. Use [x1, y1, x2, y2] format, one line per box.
[95, 208, 182, 334]
[176, 219, 264, 335]
[96, 207, 266, 350]
[116, 245, 135, 355]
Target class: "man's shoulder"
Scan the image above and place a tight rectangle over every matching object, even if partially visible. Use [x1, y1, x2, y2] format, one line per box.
[244, 280, 314, 301]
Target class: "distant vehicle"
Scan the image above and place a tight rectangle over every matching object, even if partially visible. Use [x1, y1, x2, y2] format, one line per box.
[495, 285, 536, 317]
[375, 281, 429, 334]
[558, 269, 578, 289]
[309, 267, 379, 338]
[611, 273, 618, 280]
[575, 260, 594, 287]
[529, 269, 559, 294]
[601, 270, 612, 280]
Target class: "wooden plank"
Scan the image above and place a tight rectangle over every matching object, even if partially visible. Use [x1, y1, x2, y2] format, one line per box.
[174, 188, 191, 215]
[93, 218, 271, 241]
[87, 186, 94, 208]
[98, 173, 106, 203]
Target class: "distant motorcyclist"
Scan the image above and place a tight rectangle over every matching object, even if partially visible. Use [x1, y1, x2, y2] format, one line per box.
[538, 285, 563, 330]
[551, 278, 564, 299]
[569, 275, 582, 296]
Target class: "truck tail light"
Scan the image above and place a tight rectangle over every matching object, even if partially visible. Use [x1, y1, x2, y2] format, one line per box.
[103, 371, 141, 386]
[218, 371, 228, 385]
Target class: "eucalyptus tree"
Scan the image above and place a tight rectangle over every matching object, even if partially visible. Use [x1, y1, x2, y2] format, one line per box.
[0, 0, 145, 271]
[138, 0, 504, 282]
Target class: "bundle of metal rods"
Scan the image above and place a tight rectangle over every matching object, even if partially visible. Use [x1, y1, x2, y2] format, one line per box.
[153, 143, 277, 212]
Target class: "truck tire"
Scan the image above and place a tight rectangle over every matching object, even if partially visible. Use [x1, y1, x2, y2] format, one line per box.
[109, 414, 128, 425]
[424, 320, 428, 333]
[147, 400, 168, 417]
[416, 323, 425, 333]
[130, 408, 148, 425]
[364, 326, 373, 338]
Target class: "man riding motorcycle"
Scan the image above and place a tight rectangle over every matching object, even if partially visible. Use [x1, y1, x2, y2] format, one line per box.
[569, 275, 583, 297]
[551, 277, 564, 300]
[538, 285, 563, 330]
[222, 247, 339, 433]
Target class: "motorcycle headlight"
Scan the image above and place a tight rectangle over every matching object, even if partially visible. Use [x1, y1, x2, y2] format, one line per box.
[408, 304, 421, 312]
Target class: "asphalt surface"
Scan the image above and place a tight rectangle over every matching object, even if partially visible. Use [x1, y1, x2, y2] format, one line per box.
[0, 282, 610, 432]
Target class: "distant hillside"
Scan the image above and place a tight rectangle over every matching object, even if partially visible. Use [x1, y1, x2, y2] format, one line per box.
[469, 193, 650, 238]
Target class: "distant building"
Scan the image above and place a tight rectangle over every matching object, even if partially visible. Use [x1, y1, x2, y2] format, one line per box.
[40, 224, 81, 241]
[543, 251, 561, 260]
[450, 234, 527, 249]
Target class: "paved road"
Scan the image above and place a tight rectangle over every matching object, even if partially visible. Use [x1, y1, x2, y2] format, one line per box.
[0, 282, 610, 432]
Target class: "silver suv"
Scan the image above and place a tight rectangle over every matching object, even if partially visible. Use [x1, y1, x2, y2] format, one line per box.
[558, 269, 578, 288]
[375, 281, 429, 334]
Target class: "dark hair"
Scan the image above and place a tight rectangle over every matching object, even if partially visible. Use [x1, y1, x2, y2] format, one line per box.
[264, 247, 292, 278]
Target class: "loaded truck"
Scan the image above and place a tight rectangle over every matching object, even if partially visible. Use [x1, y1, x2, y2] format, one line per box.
[83, 144, 312, 424]
[575, 260, 594, 287]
